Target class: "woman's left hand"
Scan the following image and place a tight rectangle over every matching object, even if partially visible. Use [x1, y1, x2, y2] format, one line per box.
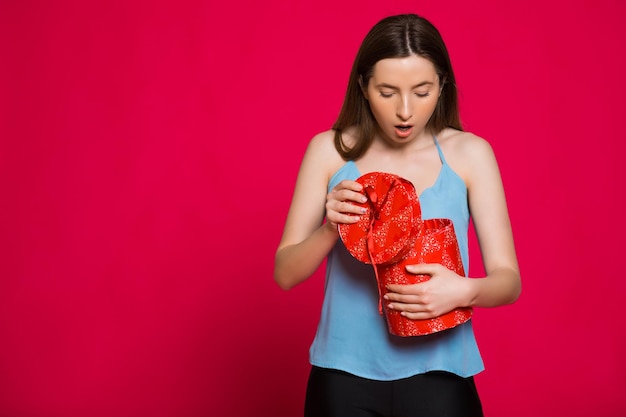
[383, 263, 472, 320]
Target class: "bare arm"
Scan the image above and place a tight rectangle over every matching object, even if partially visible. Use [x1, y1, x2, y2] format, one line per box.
[274, 132, 365, 290]
[461, 136, 521, 307]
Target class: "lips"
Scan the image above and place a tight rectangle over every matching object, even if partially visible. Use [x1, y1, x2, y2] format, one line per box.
[394, 125, 413, 138]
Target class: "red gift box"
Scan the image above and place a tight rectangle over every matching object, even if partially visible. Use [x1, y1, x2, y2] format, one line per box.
[338, 172, 472, 337]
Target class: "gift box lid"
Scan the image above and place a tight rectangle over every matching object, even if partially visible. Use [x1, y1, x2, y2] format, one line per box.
[338, 172, 421, 265]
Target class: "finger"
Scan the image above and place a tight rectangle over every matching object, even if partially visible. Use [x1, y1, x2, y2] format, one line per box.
[385, 283, 425, 295]
[328, 212, 362, 225]
[405, 262, 441, 276]
[384, 291, 422, 303]
[336, 179, 364, 192]
[331, 188, 368, 204]
[400, 310, 439, 320]
[338, 200, 367, 215]
[386, 300, 435, 316]
[326, 201, 367, 221]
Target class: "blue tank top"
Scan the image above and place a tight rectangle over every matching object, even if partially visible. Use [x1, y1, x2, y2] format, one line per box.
[309, 136, 484, 380]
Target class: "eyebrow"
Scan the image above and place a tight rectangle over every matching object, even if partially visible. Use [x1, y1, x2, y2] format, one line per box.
[376, 82, 434, 89]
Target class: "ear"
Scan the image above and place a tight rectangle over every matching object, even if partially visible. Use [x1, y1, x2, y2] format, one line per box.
[359, 75, 369, 100]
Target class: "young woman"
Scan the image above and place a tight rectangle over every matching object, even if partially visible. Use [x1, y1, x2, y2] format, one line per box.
[274, 14, 521, 417]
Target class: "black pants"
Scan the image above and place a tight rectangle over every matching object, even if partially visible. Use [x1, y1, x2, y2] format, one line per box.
[304, 366, 483, 417]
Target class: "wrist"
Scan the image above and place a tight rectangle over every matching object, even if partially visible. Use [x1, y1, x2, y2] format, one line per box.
[463, 277, 480, 307]
[322, 220, 340, 236]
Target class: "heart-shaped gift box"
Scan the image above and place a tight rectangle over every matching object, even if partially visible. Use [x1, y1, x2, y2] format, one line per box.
[338, 172, 472, 337]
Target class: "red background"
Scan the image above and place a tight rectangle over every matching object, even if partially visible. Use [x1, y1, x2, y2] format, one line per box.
[1, 1, 625, 416]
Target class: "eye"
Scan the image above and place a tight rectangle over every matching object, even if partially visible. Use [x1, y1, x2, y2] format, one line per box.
[415, 92, 430, 98]
[379, 91, 394, 98]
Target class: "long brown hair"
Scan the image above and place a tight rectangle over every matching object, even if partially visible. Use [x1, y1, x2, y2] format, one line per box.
[333, 14, 462, 161]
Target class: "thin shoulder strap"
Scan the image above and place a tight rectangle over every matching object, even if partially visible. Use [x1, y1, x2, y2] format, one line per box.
[433, 134, 448, 165]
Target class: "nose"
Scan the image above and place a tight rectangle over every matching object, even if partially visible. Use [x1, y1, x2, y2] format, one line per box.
[396, 95, 412, 121]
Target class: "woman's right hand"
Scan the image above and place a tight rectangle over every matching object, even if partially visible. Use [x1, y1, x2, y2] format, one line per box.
[325, 180, 368, 229]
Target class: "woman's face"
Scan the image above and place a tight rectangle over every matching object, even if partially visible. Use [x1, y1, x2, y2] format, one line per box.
[363, 55, 441, 145]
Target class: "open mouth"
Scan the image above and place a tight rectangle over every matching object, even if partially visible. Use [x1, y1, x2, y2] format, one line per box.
[394, 125, 413, 137]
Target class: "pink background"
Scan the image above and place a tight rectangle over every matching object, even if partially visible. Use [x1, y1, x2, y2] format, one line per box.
[1, 1, 624, 416]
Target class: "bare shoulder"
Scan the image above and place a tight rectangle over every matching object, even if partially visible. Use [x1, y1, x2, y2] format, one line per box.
[306, 129, 343, 162]
[307, 129, 336, 155]
[301, 129, 348, 180]
[439, 129, 494, 157]
[437, 128, 499, 181]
